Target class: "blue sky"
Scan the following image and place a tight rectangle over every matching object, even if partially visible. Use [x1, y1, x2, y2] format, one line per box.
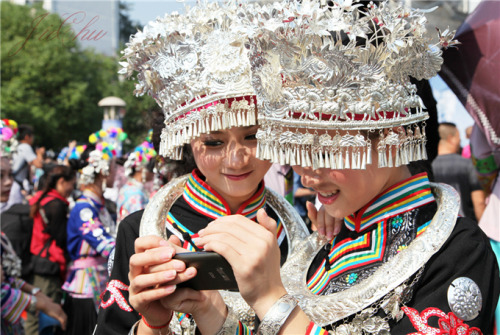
[125, 0, 192, 26]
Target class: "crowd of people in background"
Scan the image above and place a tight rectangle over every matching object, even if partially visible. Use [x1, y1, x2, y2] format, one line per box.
[0, 118, 497, 334]
[1, 0, 499, 334]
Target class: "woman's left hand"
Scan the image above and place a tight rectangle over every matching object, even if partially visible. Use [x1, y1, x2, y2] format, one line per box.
[197, 209, 287, 318]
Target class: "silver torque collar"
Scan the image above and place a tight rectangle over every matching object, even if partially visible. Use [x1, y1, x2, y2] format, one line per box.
[280, 183, 460, 326]
[140, 174, 310, 330]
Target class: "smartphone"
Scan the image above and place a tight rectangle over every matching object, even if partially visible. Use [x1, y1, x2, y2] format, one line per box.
[173, 252, 238, 291]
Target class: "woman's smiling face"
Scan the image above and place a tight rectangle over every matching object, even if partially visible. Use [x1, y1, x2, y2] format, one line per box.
[1, 157, 13, 203]
[292, 131, 411, 219]
[190, 125, 272, 212]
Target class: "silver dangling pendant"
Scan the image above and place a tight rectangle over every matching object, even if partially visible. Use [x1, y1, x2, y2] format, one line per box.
[388, 146, 393, 168]
[331, 151, 337, 170]
[356, 150, 361, 169]
[217, 115, 222, 130]
[312, 152, 319, 170]
[319, 151, 325, 169]
[205, 118, 211, 133]
[264, 144, 271, 160]
[222, 114, 228, 129]
[279, 147, 286, 165]
[305, 149, 312, 168]
[395, 147, 401, 167]
[361, 149, 367, 170]
[324, 151, 331, 169]
[273, 145, 279, 163]
[256, 142, 261, 159]
[422, 142, 428, 160]
[345, 149, 350, 169]
[237, 110, 242, 126]
[200, 119, 206, 134]
[408, 141, 414, 163]
[338, 150, 344, 169]
[290, 147, 297, 166]
[366, 144, 372, 165]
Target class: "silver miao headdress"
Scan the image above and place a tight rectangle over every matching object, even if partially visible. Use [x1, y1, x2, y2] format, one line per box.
[244, 0, 457, 169]
[120, 2, 257, 160]
[79, 150, 111, 186]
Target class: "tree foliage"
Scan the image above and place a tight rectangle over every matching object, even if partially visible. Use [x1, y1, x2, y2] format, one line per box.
[1, 2, 155, 153]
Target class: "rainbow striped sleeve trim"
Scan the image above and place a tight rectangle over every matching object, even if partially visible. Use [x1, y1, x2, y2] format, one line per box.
[306, 322, 328, 335]
[1, 282, 31, 324]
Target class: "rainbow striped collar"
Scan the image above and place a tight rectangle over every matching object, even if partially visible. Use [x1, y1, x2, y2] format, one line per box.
[183, 169, 266, 220]
[344, 173, 435, 233]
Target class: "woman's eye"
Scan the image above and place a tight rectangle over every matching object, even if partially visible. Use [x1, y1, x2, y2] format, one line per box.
[245, 133, 257, 140]
[203, 140, 223, 147]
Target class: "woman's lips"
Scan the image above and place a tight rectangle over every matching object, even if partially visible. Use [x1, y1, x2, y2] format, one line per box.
[317, 191, 339, 205]
[223, 171, 252, 181]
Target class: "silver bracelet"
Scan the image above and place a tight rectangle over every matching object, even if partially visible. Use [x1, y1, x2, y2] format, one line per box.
[28, 295, 38, 313]
[215, 305, 239, 335]
[257, 294, 298, 335]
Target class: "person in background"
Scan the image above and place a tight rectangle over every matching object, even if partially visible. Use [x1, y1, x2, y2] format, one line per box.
[8, 124, 45, 206]
[263, 163, 294, 204]
[1, 156, 14, 213]
[25, 165, 76, 335]
[470, 123, 500, 333]
[116, 141, 156, 227]
[432, 122, 486, 221]
[0, 129, 67, 334]
[62, 149, 116, 335]
[462, 125, 473, 159]
[293, 171, 317, 232]
[1, 232, 67, 335]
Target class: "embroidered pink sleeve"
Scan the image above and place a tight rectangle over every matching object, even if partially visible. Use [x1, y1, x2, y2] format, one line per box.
[306, 322, 328, 335]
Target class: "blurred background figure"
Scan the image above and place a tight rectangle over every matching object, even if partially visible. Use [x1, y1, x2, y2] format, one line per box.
[432, 122, 486, 221]
[462, 125, 473, 159]
[25, 165, 76, 335]
[1, 121, 67, 335]
[9, 125, 45, 207]
[293, 171, 316, 232]
[264, 163, 294, 204]
[116, 139, 156, 227]
[62, 149, 115, 335]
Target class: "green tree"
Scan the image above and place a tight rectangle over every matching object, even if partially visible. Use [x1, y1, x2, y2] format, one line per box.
[1, 2, 155, 152]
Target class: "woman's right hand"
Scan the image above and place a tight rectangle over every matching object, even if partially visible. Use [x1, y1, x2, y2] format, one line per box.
[128, 235, 196, 328]
[36, 293, 68, 331]
[307, 201, 343, 240]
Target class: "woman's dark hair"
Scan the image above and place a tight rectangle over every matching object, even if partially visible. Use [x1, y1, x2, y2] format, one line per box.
[151, 109, 197, 178]
[68, 144, 95, 171]
[30, 165, 76, 218]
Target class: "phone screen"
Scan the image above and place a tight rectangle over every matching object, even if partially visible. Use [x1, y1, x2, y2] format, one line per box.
[173, 252, 238, 291]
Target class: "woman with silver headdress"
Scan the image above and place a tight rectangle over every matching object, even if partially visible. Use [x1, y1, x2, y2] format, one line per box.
[116, 141, 156, 228]
[62, 148, 116, 335]
[188, 1, 499, 334]
[93, 2, 313, 335]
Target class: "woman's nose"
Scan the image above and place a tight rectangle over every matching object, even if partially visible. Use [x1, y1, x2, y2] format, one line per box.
[225, 142, 249, 168]
[300, 167, 322, 188]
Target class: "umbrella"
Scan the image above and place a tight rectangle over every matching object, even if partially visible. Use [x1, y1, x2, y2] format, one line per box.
[439, 0, 500, 148]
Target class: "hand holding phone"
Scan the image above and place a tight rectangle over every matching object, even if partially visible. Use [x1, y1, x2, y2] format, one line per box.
[173, 252, 238, 291]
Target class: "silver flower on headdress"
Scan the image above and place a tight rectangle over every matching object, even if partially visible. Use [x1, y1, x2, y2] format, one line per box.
[79, 150, 111, 186]
[121, 2, 257, 160]
[243, 0, 456, 169]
